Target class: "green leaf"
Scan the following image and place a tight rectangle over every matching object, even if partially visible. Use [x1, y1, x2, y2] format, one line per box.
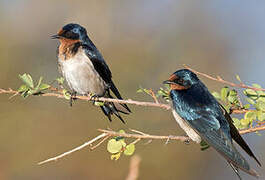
[19, 74, 34, 89]
[94, 101, 104, 106]
[107, 139, 123, 154]
[257, 111, 265, 121]
[56, 77, 65, 85]
[255, 100, 265, 111]
[119, 130, 125, 134]
[111, 153, 121, 160]
[124, 144, 135, 156]
[62, 89, 71, 100]
[212, 92, 221, 100]
[235, 75, 241, 82]
[200, 140, 210, 151]
[244, 89, 258, 99]
[221, 87, 229, 101]
[244, 111, 256, 122]
[232, 118, 241, 128]
[39, 83, 50, 91]
[136, 88, 143, 93]
[17, 85, 29, 93]
[243, 104, 250, 109]
[252, 83, 262, 89]
[227, 89, 238, 104]
[246, 98, 255, 105]
[240, 118, 250, 127]
[35, 77, 43, 90]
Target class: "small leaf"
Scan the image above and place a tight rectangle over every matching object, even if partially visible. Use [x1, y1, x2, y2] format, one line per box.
[240, 118, 250, 127]
[136, 89, 143, 93]
[243, 104, 250, 109]
[255, 100, 265, 111]
[200, 140, 210, 151]
[256, 111, 265, 121]
[35, 77, 43, 90]
[227, 89, 238, 103]
[17, 85, 29, 93]
[19, 74, 34, 89]
[56, 77, 65, 85]
[212, 92, 221, 100]
[252, 83, 262, 89]
[232, 118, 241, 128]
[244, 111, 256, 122]
[62, 89, 71, 100]
[246, 98, 255, 105]
[119, 130, 126, 134]
[111, 153, 121, 160]
[244, 89, 258, 99]
[107, 139, 123, 154]
[235, 75, 241, 82]
[124, 144, 135, 156]
[221, 87, 229, 101]
[94, 101, 104, 106]
[39, 83, 50, 91]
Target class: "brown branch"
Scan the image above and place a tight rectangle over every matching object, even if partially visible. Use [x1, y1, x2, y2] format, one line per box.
[126, 155, 141, 180]
[184, 65, 265, 92]
[0, 88, 171, 110]
[239, 125, 265, 135]
[37, 125, 265, 165]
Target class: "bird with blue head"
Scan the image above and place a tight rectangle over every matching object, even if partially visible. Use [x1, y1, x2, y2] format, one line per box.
[164, 69, 260, 179]
[52, 23, 131, 123]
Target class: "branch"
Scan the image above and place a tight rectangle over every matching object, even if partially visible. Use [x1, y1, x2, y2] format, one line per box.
[184, 65, 265, 92]
[37, 125, 265, 165]
[0, 88, 171, 110]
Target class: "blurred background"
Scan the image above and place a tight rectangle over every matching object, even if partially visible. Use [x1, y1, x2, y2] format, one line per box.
[0, 0, 265, 179]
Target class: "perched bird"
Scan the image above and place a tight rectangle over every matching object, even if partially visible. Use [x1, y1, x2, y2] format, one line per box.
[163, 69, 260, 179]
[52, 23, 131, 123]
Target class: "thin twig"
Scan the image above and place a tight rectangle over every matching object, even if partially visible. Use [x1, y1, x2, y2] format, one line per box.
[37, 125, 265, 165]
[90, 135, 110, 150]
[183, 65, 265, 91]
[38, 133, 108, 165]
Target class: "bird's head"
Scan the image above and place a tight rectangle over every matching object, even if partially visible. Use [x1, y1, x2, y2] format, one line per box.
[163, 69, 199, 90]
[51, 23, 87, 42]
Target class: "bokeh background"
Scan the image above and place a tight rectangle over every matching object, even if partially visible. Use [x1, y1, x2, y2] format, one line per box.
[0, 0, 265, 179]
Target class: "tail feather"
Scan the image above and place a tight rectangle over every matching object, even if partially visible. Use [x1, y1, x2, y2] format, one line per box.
[100, 103, 125, 123]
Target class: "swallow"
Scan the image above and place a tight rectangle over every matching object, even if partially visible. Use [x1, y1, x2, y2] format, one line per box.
[52, 23, 131, 123]
[163, 69, 260, 179]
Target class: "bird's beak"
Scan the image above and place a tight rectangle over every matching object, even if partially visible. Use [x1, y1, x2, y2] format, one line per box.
[51, 34, 61, 39]
[163, 80, 175, 85]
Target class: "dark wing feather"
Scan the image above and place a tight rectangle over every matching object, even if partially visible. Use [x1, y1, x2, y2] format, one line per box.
[219, 104, 261, 166]
[82, 43, 131, 112]
[188, 114, 258, 177]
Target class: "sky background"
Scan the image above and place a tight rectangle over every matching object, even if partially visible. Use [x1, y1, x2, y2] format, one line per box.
[0, 0, 264, 179]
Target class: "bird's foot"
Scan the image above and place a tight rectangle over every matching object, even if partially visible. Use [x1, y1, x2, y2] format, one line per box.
[182, 134, 190, 145]
[69, 92, 77, 107]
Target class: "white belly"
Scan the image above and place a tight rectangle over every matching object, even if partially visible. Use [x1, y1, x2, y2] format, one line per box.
[59, 49, 106, 95]
[172, 110, 201, 143]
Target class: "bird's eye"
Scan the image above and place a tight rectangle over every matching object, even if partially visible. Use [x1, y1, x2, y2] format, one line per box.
[178, 79, 184, 84]
[73, 29, 79, 34]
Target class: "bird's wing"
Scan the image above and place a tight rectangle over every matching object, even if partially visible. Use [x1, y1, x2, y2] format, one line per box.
[82, 44, 131, 112]
[219, 104, 261, 166]
[187, 110, 258, 177]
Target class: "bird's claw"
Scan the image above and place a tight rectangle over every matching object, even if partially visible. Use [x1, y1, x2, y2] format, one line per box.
[69, 92, 77, 107]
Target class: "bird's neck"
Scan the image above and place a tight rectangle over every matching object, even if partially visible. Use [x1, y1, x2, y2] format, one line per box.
[58, 39, 81, 61]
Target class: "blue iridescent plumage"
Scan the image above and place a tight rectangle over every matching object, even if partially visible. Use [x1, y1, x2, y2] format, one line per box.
[164, 69, 260, 179]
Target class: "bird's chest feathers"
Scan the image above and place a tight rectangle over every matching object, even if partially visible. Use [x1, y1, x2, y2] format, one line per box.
[172, 110, 201, 143]
[59, 48, 106, 95]
[58, 39, 80, 61]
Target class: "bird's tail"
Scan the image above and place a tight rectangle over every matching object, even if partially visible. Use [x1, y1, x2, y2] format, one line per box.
[99, 91, 130, 123]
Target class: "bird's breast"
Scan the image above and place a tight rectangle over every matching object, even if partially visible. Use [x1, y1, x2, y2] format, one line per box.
[59, 48, 107, 95]
[172, 110, 201, 143]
